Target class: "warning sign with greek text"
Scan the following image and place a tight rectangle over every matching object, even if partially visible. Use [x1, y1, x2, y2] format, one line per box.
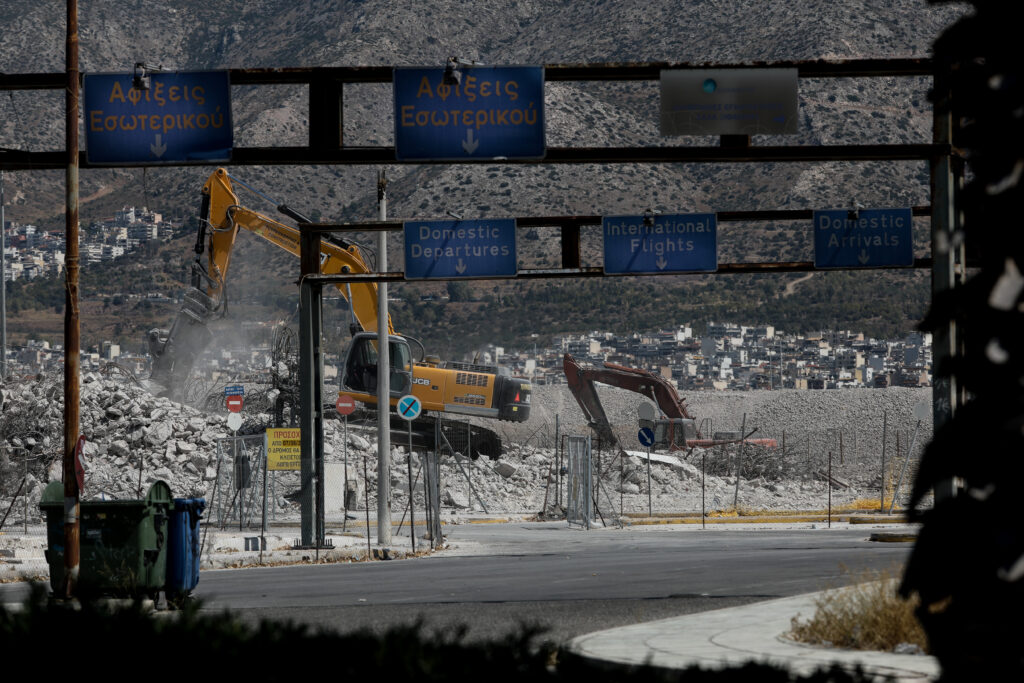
[266, 428, 301, 471]
[393, 66, 545, 161]
[84, 71, 232, 165]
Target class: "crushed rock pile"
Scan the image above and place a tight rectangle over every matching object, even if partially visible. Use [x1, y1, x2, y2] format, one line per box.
[1, 374, 934, 525]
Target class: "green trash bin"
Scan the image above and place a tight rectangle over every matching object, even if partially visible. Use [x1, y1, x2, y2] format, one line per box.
[39, 480, 173, 598]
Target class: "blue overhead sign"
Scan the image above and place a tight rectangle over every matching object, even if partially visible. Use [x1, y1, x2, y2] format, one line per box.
[603, 214, 718, 274]
[84, 71, 232, 165]
[393, 66, 545, 161]
[813, 208, 914, 269]
[404, 219, 517, 280]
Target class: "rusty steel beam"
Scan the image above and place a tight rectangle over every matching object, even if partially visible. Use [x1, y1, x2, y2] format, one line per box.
[301, 206, 933, 235]
[62, 0, 81, 600]
[301, 256, 933, 286]
[2, 142, 947, 171]
[2, 58, 934, 92]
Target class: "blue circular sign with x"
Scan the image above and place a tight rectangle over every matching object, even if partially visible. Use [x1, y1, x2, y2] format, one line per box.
[397, 394, 422, 421]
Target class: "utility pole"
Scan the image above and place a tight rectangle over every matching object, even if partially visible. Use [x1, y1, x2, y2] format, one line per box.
[1, 169, 7, 381]
[376, 170, 392, 547]
[62, 0, 81, 599]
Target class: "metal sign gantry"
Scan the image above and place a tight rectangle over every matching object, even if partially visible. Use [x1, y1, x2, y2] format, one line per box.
[0, 57, 964, 545]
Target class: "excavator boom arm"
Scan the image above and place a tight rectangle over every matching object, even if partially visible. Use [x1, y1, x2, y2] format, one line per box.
[563, 353, 699, 455]
[201, 167, 393, 334]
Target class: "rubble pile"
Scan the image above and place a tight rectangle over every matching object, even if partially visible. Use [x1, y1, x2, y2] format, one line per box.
[1, 373, 934, 525]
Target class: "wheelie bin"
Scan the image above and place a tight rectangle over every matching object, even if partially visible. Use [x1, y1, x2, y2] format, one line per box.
[39, 480, 173, 599]
[165, 497, 205, 607]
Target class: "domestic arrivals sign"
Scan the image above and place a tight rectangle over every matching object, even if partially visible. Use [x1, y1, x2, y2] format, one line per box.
[84, 71, 232, 165]
[603, 213, 718, 274]
[813, 208, 914, 269]
[393, 66, 545, 160]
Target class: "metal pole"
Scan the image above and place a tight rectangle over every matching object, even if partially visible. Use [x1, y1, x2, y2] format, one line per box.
[1, 169, 7, 381]
[261, 433, 268, 564]
[376, 170, 392, 547]
[298, 210, 328, 549]
[701, 449, 706, 530]
[22, 450, 28, 533]
[236, 436, 242, 532]
[407, 421, 415, 553]
[733, 413, 746, 509]
[362, 450, 371, 559]
[554, 414, 560, 507]
[61, 0, 81, 600]
[342, 415, 348, 533]
[931, 64, 960, 502]
[422, 451, 432, 549]
[890, 420, 922, 515]
[646, 445, 652, 517]
[880, 410, 888, 513]
[828, 450, 832, 528]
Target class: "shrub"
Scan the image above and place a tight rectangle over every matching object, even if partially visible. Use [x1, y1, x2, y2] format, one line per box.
[789, 567, 927, 654]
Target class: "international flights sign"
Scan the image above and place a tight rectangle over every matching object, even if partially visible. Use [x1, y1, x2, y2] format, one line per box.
[603, 213, 718, 274]
[393, 66, 545, 161]
[84, 71, 232, 165]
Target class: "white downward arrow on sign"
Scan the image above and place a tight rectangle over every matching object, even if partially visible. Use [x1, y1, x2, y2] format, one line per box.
[455, 259, 467, 274]
[858, 249, 870, 265]
[150, 134, 167, 158]
[462, 129, 479, 154]
[656, 256, 668, 270]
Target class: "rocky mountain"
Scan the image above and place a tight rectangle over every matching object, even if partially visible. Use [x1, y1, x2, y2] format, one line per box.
[0, 1, 972, 356]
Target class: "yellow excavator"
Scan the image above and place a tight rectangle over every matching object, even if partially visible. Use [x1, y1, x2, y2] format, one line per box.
[148, 168, 530, 458]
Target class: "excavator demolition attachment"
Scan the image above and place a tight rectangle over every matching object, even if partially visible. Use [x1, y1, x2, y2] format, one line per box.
[148, 168, 529, 459]
[563, 353, 776, 457]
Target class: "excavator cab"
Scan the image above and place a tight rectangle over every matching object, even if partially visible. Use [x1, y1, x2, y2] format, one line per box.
[341, 332, 413, 397]
[653, 418, 698, 451]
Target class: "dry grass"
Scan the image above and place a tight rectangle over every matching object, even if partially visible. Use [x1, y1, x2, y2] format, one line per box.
[841, 497, 901, 511]
[789, 566, 928, 654]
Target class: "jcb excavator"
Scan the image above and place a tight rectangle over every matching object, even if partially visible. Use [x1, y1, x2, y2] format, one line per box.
[563, 353, 776, 456]
[148, 168, 530, 458]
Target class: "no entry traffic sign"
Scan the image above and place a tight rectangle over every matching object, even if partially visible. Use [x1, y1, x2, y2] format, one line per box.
[336, 394, 356, 416]
[226, 395, 244, 413]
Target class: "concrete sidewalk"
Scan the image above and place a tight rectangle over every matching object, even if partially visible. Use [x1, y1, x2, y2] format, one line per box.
[568, 592, 938, 681]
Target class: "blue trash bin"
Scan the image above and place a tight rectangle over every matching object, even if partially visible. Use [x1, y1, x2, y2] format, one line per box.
[165, 497, 205, 607]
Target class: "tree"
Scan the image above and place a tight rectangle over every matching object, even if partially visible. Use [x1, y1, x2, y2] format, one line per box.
[446, 280, 472, 302]
[899, 4, 1024, 679]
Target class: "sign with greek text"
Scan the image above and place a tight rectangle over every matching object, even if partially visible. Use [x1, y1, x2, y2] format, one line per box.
[404, 219, 517, 279]
[393, 66, 545, 161]
[603, 214, 718, 274]
[266, 428, 301, 471]
[813, 208, 914, 269]
[84, 71, 232, 165]
[661, 69, 798, 136]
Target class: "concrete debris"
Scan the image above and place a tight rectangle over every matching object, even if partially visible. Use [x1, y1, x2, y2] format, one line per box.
[1, 372, 935, 522]
[493, 462, 517, 479]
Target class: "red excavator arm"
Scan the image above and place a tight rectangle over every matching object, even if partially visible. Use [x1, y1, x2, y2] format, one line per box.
[563, 353, 699, 455]
[563, 353, 778, 453]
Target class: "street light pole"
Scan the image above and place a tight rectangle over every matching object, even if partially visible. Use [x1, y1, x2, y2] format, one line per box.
[1, 169, 7, 380]
[376, 170, 392, 547]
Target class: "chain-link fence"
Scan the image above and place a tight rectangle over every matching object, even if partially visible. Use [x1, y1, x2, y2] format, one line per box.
[547, 423, 929, 520]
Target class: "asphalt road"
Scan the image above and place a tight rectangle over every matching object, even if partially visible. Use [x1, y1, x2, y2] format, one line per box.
[192, 523, 913, 643]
